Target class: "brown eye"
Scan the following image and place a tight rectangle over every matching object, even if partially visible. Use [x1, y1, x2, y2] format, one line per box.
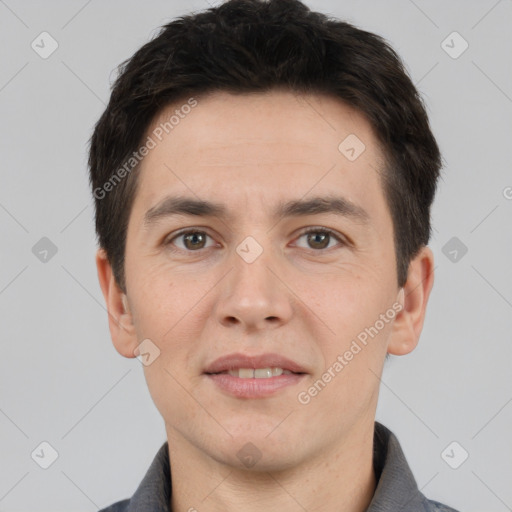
[167, 230, 215, 252]
[295, 228, 344, 251]
[306, 231, 330, 249]
[182, 232, 207, 250]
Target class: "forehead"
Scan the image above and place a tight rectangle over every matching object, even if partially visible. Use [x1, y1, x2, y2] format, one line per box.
[133, 90, 389, 222]
[146, 90, 380, 160]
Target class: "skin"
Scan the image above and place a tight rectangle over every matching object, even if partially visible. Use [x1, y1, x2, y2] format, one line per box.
[96, 90, 434, 512]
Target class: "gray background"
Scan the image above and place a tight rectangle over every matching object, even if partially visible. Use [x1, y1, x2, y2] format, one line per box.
[1, 0, 511, 511]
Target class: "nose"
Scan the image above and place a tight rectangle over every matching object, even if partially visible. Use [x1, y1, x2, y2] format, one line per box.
[213, 244, 294, 332]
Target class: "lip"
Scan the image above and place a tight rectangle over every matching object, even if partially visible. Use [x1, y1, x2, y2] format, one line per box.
[203, 352, 307, 375]
[206, 372, 306, 398]
[203, 352, 308, 399]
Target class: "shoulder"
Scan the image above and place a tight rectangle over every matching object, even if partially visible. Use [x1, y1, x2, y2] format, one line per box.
[96, 441, 170, 512]
[372, 422, 460, 512]
[97, 498, 130, 512]
[426, 498, 461, 512]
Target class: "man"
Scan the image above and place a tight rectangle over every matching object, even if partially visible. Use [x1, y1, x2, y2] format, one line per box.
[90, 0, 458, 510]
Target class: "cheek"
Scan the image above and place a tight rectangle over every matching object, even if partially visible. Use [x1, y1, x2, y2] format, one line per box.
[299, 268, 395, 371]
[125, 258, 187, 333]
[301, 265, 389, 323]
[128, 263, 216, 369]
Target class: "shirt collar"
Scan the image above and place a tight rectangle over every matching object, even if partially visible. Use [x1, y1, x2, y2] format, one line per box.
[367, 422, 430, 511]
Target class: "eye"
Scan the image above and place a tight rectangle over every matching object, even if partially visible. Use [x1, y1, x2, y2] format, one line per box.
[164, 227, 346, 253]
[294, 227, 345, 251]
[166, 230, 216, 251]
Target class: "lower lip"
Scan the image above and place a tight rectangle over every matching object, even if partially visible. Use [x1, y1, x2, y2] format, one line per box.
[205, 373, 306, 398]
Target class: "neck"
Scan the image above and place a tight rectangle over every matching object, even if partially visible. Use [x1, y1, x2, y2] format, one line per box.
[167, 420, 377, 512]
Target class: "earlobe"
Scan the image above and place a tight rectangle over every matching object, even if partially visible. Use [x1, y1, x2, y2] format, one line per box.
[387, 246, 435, 356]
[95, 248, 138, 358]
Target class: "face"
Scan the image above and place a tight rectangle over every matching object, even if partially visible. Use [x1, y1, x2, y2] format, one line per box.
[98, 90, 432, 471]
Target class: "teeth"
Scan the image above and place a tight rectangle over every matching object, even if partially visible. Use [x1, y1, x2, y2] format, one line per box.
[226, 367, 292, 378]
[238, 368, 255, 379]
[255, 368, 272, 378]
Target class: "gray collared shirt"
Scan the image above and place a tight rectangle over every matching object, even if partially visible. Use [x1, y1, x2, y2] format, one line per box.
[98, 422, 459, 512]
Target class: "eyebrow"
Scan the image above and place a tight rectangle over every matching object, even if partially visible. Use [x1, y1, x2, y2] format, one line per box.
[143, 195, 370, 227]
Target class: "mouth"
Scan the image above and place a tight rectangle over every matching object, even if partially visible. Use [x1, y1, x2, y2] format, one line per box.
[208, 367, 301, 378]
[204, 352, 307, 374]
[203, 353, 307, 398]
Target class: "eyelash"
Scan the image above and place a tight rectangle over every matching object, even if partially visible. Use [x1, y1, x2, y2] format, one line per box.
[164, 227, 346, 253]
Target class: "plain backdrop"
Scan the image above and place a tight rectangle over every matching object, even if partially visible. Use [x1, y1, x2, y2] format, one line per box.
[1, 1, 511, 511]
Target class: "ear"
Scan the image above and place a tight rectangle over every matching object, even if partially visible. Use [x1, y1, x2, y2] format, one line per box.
[95, 248, 138, 358]
[387, 246, 435, 356]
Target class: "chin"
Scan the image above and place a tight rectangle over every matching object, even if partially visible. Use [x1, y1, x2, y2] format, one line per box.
[214, 446, 302, 474]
